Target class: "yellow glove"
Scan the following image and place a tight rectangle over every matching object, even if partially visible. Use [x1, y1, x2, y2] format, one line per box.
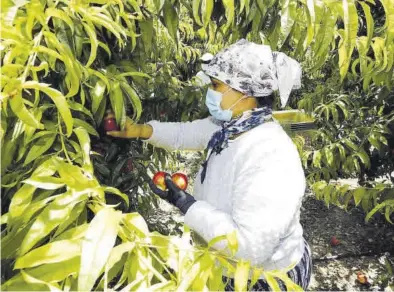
[107, 118, 153, 139]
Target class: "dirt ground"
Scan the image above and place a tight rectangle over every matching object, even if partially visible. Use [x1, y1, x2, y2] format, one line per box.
[141, 151, 394, 291]
[301, 192, 394, 291]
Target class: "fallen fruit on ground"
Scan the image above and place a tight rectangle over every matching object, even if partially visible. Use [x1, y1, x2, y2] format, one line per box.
[172, 172, 188, 190]
[153, 171, 167, 190]
[356, 271, 368, 284]
[330, 236, 340, 246]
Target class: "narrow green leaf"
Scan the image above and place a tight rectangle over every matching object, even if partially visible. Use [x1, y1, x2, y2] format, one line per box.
[24, 133, 56, 165]
[118, 72, 151, 79]
[20, 271, 62, 292]
[55, 201, 87, 237]
[163, 1, 179, 41]
[78, 208, 122, 292]
[234, 260, 250, 291]
[353, 188, 365, 206]
[9, 184, 36, 220]
[202, 0, 214, 27]
[10, 92, 44, 129]
[15, 239, 81, 269]
[339, 0, 358, 81]
[23, 176, 65, 190]
[193, 0, 203, 26]
[74, 127, 93, 173]
[109, 81, 125, 129]
[359, 2, 374, 48]
[139, 20, 154, 55]
[120, 81, 142, 121]
[19, 191, 87, 255]
[55, 224, 89, 241]
[264, 272, 281, 291]
[23, 82, 73, 136]
[82, 21, 98, 67]
[122, 212, 149, 237]
[46, 7, 74, 33]
[91, 80, 106, 114]
[2, 257, 80, 289]
[103, 186, 129, 208]
[68, 101, 94, 120]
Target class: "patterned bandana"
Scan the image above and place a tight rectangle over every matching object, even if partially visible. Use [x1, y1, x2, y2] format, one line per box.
[200, 39, 302, 108]
[200, 106, 273, 183]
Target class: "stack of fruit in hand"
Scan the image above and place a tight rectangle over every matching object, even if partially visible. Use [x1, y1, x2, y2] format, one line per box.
[153, 171, 188, 191]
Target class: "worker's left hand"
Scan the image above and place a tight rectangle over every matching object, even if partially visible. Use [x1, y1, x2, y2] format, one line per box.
[148, 173, 196, 214]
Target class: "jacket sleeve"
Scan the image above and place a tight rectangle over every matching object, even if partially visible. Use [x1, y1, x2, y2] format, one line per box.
[144, 117, 221, 151]
[183, 144, 306, 265]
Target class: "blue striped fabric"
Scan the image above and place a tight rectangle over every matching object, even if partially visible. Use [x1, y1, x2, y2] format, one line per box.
[223, 239, 312, 291]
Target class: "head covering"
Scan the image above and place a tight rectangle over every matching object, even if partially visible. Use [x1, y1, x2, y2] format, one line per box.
[198, 39, 302, 108]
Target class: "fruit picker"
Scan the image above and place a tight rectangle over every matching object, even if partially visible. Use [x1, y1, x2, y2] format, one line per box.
[107, 39, 312, 291]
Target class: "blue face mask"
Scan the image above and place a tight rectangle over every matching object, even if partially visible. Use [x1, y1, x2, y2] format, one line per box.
[205, 88, 247, 121]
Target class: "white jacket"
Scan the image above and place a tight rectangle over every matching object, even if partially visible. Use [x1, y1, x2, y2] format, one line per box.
[145, 117, 306, 272]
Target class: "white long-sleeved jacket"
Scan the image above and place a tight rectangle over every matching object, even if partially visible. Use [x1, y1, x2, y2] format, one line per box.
[145, 117, 306, 272]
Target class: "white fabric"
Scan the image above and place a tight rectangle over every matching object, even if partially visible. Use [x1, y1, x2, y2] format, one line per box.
[145, 117, 306, 273]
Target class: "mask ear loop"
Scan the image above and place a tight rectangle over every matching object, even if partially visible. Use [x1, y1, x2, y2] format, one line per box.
[228, 94, 248, 110]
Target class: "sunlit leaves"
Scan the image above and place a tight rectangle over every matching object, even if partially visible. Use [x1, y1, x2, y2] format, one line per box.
[78, 208, 122, 291]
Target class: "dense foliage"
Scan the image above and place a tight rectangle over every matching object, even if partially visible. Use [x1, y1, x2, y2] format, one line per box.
[1, 0, 393, 290]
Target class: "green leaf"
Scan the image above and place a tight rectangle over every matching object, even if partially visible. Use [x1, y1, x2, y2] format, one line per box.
[78, 208, 122, 292]
[280, 0, 296, 45]
[380, 0, 394, 45]
[15, 239, 81, 269]
[353, 187, 365, 206]
[118, 72, 151, 79]
[193, 0, 203, 25]
[10, 92, 44, 129]
[312, 150, 322, 167]
[54, 201, 86, 238]
[46, 7, 74, 33]
[264, 272, 281, 291]
[91, 80, 106, 114]
[234, 260, 250, 291]
[366, 200, 394, 222]
[2, 257, 80, 290]
[109, 81, 125, 129]
[139, 20, 154, 55]
[73, 118, 98, 137]
[74, 127, 93, 173]
[19, 191, 88, 255]
[120, 81, 142, 122]
[222, 0, 235, 31]
[339, 0, 358, 81]
[20, 270, 62, 292]
[359, 2, 374, 48]
[368, 134, 381, 150]
[23, 82, 73, 137]
[163, 1, 179, 41]
[82, 21, 98, 67]
[9, 184, 36, 220]
[23, 176, 65, 190]
[202, 0, 213, 27]
[103, 186, 129, 208]
[68, 101, 94, 120]
[122, 212, 149, 237]
[55, 224, 88, 241]
[24, 133, 57, 165]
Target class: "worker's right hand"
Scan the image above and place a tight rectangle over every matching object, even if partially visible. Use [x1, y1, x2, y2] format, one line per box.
[107, 118, 147, 139]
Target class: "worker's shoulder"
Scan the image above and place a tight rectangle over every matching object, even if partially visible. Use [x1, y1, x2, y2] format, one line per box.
[242, 121, 291, 146]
